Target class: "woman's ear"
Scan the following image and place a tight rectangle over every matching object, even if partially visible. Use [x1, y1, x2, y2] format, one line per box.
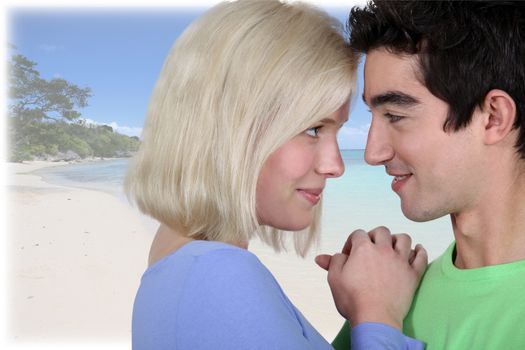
[481, 89, 517, 145]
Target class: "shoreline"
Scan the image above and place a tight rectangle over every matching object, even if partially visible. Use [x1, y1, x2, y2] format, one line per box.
[8, 157, 130, 173]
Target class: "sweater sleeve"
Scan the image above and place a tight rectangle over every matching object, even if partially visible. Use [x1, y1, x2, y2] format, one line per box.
[175, 248, 332, 350]
[352, 323, 425, 350]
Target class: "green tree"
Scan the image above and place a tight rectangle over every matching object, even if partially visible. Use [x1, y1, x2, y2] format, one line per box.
[7, 52, 140, 162]
[8, 53, 91, 161]
[9, 54, 91, 124]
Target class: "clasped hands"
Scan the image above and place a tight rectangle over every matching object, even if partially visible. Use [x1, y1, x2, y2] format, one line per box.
[315, 226, 428, 330]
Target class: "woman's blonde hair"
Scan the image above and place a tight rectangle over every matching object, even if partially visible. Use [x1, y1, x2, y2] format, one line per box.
[125, 0, 357, 255]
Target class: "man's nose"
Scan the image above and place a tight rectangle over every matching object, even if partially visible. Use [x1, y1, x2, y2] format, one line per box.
[364, 118, 394, 165]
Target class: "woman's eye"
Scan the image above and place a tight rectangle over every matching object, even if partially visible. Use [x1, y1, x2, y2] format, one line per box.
[305, 126, 321, 137]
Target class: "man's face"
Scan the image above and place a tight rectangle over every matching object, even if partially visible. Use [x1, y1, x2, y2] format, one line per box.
[363, 48, 485, 222]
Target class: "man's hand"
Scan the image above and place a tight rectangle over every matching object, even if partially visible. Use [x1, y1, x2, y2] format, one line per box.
[315, 226, 427, 330]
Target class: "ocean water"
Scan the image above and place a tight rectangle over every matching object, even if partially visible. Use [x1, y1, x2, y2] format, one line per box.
[35, 158, 130, 197]
[35, 150, 454, 259]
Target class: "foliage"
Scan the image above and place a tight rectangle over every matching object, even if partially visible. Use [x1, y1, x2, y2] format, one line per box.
[7, 53, 140, 162]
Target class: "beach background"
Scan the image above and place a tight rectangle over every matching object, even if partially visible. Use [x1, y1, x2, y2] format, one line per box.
[6, 150, 454, 348]
[6, 2, 455, 348]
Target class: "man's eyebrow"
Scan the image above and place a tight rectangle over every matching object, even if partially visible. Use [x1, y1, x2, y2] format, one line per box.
[362, 91, 420, 108]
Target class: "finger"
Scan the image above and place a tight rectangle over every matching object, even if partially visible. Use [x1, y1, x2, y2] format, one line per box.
[315, 254, 332, 271]
[392, 233, 412, 260]
[341, 229, 367, 255]
[408, 249, 416, 265]
[345, 229, 371, 255]
[327, 253, 349, 284]
[327, 253, 349, 290]
[410, 244, 428, 276]
[368, 226, 392, 247]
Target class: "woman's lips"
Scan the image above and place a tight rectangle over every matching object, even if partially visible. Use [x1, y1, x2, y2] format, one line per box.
[297, 189, 322, 205]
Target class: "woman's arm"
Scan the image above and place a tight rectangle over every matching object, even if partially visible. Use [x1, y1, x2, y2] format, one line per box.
[177, 248, 332, 350]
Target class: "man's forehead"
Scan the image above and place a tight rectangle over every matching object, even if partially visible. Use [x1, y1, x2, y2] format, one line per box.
[364, 49, 420, 83]
[363, 48, 427, 105]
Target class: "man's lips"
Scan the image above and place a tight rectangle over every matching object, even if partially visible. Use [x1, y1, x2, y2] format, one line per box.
[388, 172, 412, 192]
[393, 174, 411, 182]
[297, 188, 323, 205]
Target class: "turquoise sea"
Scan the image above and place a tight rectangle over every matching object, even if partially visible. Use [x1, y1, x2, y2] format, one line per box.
[35, 149, 454, 260]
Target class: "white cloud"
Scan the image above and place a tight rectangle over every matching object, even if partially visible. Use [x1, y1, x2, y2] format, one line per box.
[81, 118, 142, 138]
[108, 122, 143, 138]
[38, 44, 63, 53]
[337, 123, 370, 150]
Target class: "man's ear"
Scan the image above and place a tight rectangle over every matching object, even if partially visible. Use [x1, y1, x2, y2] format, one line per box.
[481, 89, 517, 145]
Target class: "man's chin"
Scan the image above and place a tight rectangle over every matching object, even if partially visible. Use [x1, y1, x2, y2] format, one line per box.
[401, 204, 447, 223]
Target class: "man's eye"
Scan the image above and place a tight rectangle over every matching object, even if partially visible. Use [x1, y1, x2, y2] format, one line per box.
[305, 126, 321, 137]
[385, 113, 404, 123]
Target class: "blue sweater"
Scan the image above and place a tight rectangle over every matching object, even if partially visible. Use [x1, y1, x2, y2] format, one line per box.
[132, 240, 423, 349]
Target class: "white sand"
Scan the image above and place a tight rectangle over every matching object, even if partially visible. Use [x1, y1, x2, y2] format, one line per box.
[6, 161, 153, 348]
[5, 160, 452, 348]
[6, 160, 343, 347]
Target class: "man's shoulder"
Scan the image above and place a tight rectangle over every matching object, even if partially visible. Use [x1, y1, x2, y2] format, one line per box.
[421, 242, 455, 277]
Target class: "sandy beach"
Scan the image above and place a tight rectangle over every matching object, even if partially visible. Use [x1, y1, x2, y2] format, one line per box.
[6, 161, 153, 348]
[5, 160, 452, 348]
[6, 160, 346, 347]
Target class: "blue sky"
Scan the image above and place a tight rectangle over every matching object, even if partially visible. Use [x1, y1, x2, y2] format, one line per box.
[8, 1, 371, 149]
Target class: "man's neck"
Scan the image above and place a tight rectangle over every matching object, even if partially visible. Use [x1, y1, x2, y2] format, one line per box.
[451, 167, 525, 269]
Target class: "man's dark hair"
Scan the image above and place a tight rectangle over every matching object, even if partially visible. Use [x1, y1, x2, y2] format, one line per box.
[349, 1, 525, 158]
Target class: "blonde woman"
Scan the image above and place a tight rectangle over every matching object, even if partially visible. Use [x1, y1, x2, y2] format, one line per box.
[125, 1, 426, 349]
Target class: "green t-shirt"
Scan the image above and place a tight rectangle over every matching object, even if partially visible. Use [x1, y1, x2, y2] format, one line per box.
[332, 242, 525, 349]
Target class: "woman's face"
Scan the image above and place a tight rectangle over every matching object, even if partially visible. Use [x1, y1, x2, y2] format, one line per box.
[256, 102, 349, 231]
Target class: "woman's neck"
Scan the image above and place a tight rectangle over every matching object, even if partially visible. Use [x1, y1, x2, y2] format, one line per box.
[148, 224, 194, 267]
[148, 224, 249, 267]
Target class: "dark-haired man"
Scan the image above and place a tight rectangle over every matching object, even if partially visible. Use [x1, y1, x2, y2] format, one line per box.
[321, 1, 525, 348]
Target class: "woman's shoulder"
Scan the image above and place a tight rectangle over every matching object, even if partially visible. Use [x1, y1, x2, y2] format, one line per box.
[181, 240, 252, 257]
[148, 240, 261, 269]
[134, 240, 325, 349]
[144, 240, 275, 287]
[186, 241, 274, 283]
